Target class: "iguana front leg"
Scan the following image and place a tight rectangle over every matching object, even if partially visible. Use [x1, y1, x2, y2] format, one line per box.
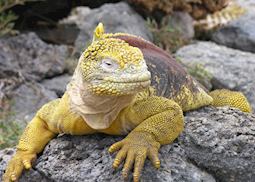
[3, 94, 95, 182]
[109, 97, 184, 182]
[3, 116, 57, 182]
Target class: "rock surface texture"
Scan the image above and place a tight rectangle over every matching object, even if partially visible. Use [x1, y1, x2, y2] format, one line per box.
[0, 33, 69, 82]
[69, 2, 153, 54]
[41, 74, 71, 97]
[180, 107, 255, 182]
[167, 11, 194, 40]
[1, 107, 255, 182]
[211, 0, 255, 53]
[176, 41, 255, 111]
[0, 33, 70, 125]
[9, 83, 58, 126]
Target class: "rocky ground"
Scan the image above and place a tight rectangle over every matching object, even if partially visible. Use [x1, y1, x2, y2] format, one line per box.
[0, 0, 255, 182]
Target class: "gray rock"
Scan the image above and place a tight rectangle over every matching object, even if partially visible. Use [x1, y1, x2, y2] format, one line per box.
[34, 24, 80, 45]
[235, 0, 255, 8]
[73, 2, 153, 54]
[41, 74, 71, 97]
[176, 41, 255, 111]
[0, 33, 69, 81]
[168, 11, 194, 40]
[8, 83, 58, 127]
[0, 136, 215, 182]
[180, 107, 255, 182]
[211, 0, 255, 53]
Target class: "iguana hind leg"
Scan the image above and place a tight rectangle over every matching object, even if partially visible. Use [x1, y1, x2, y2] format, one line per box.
[209, 89, 252, 113]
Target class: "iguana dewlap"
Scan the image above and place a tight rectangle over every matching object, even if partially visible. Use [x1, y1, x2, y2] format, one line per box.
[3, 23, 252, 182]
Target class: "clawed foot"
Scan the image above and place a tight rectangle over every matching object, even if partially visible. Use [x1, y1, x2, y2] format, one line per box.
[109, 132, 161, 182]
[3, 151, 36, 182]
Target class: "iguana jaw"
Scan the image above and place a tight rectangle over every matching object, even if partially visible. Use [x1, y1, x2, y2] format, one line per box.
[88, 72, 151, 96]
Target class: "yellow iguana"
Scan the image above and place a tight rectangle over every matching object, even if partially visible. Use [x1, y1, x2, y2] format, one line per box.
[3, 23, 252, 182]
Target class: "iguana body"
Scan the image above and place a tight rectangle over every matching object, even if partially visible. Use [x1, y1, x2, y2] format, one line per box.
[3, 23, 251, 182]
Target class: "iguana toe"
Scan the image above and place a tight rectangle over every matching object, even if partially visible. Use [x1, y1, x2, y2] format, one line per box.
[3, 151, 36, 182]
[109, 131, 161, 182]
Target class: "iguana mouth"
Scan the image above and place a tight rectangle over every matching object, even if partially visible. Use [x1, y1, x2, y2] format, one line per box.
[93, 79, 151, 87]
[102, 73, 151, 84]
[118, 80, 151, 88]
[109, 79, 151, 84]
[92, 74, 151, 85]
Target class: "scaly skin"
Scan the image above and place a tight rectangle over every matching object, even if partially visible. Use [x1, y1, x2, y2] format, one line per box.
[209, 89, 252, 113]
[4, 93, 184, 182]
[3, 23, 252, 182]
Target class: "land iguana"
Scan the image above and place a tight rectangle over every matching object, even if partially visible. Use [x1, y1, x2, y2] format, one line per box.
[3, 23, 252, 182]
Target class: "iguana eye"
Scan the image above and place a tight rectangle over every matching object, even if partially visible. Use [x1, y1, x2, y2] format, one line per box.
[101, 58, 119, 71]
[129, 64, 136, 70]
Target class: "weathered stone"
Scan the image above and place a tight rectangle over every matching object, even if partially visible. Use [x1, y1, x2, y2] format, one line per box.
[34, 24, 80, 45]
[2, 107, 255, 181]
[180, 107, 255, 182]
[0, 137, 215, 182]
[0, 33, 69, 82]
[41, 74, 71, 97]
[168, 11, 194, 40]
[176, 41, 255, 111]
[8, 83, 58, 127]
[211, 0, 255, 53]
[72, 2, 153, 54]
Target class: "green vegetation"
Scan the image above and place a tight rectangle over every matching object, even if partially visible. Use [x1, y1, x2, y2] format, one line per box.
[0, 99, 23, 149]
[0, 0, 42, 36]
[0, 120, 22, 149]
[187, 63, 212, 82]
[175, 57, 213, 89]
[147, 17, 189, 53]
[187, 63, 213, 90]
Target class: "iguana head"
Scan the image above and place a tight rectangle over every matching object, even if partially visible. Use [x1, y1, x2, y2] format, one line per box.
[77, 23, 151, 96]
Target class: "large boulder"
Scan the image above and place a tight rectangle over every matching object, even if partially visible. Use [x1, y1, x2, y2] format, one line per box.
[7, 83, 58, 127]
[1, 107, 255, 181]
[0, 33, 70, 125]
[167, 11, 194, 40]
[41, 74, 71, 97]
[176, 41, 255, 111]
[64, 2, 153, 54]
[180, 107, 255, 182]
[211, 0, 255, 53]
[0, 33, 69, 82]
[0, 135, 215, 182]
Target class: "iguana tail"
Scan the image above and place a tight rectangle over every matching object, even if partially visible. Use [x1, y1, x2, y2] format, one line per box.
[209, 89, 252, 113]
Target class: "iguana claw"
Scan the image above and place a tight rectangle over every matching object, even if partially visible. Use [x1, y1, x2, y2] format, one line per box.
[3, 151, 36, 182]
[109, 131, 160, 182]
